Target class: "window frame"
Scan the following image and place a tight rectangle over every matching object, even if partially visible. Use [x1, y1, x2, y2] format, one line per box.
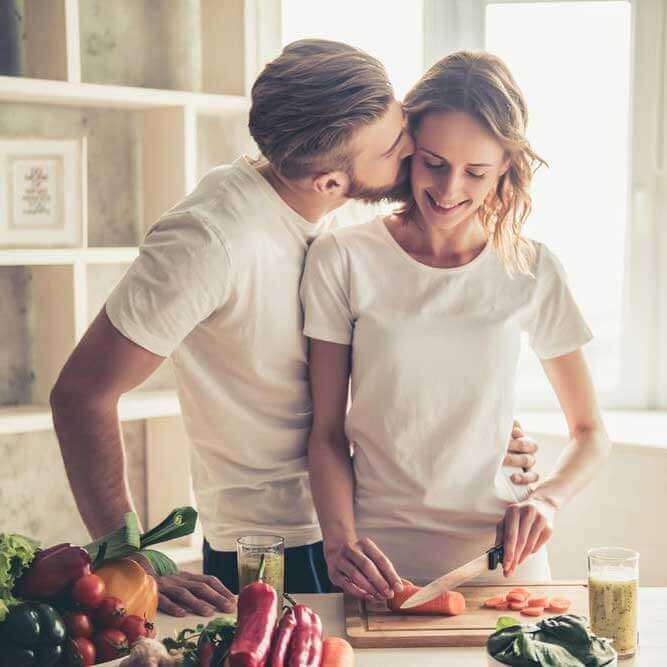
[423, 0, 667, 410]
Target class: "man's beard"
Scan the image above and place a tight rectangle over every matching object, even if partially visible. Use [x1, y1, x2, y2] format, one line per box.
[345, 159, 412, 205]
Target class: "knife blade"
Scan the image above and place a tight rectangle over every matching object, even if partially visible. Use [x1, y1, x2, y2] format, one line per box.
[399, 544, 504, 610]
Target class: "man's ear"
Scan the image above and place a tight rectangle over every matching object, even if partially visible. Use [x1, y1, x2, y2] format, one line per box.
[311, 170, 350, 197]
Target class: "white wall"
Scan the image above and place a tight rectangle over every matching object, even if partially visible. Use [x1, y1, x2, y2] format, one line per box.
[527, 432, 667, 586]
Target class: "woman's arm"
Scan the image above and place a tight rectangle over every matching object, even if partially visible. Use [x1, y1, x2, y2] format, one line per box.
[307, 339, 403, 600]
[498, 348, 612, 576]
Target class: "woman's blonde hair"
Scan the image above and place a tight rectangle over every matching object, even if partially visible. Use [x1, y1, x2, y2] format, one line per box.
[249, 39, 394, 179]
[399, 51, 546, 274]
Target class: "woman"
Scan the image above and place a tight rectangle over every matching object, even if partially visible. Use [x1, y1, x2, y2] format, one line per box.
[300, 52, 611, 601]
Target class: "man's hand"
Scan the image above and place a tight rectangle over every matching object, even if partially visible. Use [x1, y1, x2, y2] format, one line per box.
[504, 420, 540, 485]
[157, 571, 237, 617]
[496, 496, 557, 577]
[324, 537, 403, 601]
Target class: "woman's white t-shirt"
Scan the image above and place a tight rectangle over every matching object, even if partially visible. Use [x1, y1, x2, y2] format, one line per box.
[301, 216, 592, 583]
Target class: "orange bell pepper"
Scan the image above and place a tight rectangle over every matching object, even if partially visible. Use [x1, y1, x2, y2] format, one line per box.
[94, 557, 159, 621]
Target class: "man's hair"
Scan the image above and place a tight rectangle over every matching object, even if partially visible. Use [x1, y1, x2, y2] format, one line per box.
[249, 39, 394, 179]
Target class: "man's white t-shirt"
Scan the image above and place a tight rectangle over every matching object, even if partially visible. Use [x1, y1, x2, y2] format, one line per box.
[106, 156, 348, 551]
[301, 216, 593, 583]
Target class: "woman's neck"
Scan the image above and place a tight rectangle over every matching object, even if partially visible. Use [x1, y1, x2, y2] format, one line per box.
[388, 212, 488, 269]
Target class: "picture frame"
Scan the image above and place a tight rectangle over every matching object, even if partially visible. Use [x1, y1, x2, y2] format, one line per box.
[0, 137, 85, 248]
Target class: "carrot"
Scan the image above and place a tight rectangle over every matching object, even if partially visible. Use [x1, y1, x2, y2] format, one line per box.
[482, 596, 505, 608]
[495, 600, 510, 610]
[507, 591, 529, 603]
[508, 587, 530, 598]
[388, 584, 466, 616]
[521, 607, 544, 617]
[527, 596, 548, 608]
[546, 597, 571, 613]
[321, 637, 354, 667]
[509, 600, 529, 611]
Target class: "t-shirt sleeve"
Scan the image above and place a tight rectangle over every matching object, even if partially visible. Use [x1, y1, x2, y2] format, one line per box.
[520, 244, 593, 359]
[300, 233, 354, 345]
[105, 212, 230, 357]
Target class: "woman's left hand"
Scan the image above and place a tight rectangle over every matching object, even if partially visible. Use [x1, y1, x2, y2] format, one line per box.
[496, 496, 558, 577]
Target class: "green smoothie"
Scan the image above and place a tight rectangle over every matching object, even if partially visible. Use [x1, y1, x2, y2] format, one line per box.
[238, 551, 284, 601]
[589, 568, 638, 657]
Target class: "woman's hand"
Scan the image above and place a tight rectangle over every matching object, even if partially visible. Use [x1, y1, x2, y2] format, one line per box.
[496, 496, 558, 577]
[324, 536, 404, 601]
[504, 420, 540, 486]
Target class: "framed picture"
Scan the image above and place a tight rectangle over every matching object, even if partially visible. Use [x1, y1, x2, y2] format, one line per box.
[0, 138, 85, 247]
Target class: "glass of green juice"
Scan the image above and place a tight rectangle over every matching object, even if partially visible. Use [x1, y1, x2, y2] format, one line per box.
[588, 547, 639, 659]
[236, 535, 285, 601]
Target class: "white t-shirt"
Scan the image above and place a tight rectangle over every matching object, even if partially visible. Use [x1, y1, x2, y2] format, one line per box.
[301, 216, 592, 583]
[106, 156, 349, 550]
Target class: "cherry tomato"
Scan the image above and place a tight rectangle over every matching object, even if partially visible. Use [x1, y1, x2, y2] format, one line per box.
[71, 574, 106, 609]
[94, 596, 127, 629]
[93, 628, 130, 661]
[66, 636, 96, 666]
[64, 611, 93, 639]
[120, 614, 152, 645]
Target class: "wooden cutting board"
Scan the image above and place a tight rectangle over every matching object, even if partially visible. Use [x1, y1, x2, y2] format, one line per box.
[345, 580, 589, 647]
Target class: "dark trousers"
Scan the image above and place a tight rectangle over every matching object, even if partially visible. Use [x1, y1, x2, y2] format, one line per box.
[202, 539, 334, 594]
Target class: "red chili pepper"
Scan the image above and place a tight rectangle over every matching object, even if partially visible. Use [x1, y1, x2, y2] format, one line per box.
[287, 605, 314, 667]
[268, 608, 297, 667]
[229, 582, 278, 667]
[15, 543, 92, 599]
[306, 611, 323, 667]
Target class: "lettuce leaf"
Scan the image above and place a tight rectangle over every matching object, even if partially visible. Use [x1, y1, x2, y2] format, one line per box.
[0, 533, 40, 621]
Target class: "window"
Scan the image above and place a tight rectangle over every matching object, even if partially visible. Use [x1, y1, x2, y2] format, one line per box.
[485, 1, 632, 408]
[281, 0, 424, 99]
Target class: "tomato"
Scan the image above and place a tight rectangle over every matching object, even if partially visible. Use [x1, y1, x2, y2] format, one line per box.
[93, 628, 130, 661]
[66, 636, 96, 666]
[119, 614, 152, 645]
[64, 611, 93, 639]
[94, 596, 127, 629]
[71, 574, 106, 609]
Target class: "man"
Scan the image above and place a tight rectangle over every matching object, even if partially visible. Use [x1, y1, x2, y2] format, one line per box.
[51, 40, 539, 617]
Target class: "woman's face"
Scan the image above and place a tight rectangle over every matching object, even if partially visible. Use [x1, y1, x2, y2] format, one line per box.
[410, 111, 508, 233]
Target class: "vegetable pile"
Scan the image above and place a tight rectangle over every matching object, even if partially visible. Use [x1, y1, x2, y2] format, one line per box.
[0, 507, 197, 666]
[487, 614, 617, 666]
[134, 582, 354, 667]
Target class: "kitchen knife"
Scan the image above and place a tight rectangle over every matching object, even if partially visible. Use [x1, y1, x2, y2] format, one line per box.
[399, 544, 504, 609]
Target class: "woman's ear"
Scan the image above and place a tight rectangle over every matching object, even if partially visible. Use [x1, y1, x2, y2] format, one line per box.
[311, 170, 350, 198]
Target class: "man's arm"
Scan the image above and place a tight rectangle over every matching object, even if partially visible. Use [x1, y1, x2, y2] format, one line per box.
[51, 308, 235, 616]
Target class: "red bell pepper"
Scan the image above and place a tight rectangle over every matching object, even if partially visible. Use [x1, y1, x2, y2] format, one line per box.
[229, 582, 278, 667]
[14, 543, 92, 599]
[268, 607, 297, 667]
[287, 605, 315, 667]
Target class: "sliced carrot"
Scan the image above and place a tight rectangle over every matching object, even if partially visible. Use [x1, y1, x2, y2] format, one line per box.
[527, 597, 548, 608]
[495, 600, 510, 610]
[508, 587, 530, 597]
[521, 607, 545, 617]
[547, 597, 571, 613]
[388, 585, 466, 616]
[482, 596, 505, 608]
[509, 600, 529, 610]
[321, 637, 355, 667]
[507, 591, 529, 603]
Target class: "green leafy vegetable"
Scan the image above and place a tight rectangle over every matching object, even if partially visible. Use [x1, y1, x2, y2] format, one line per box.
[162, 615, 236, 664]
[496, 616, 521, 631]
[138, 549, 179, 577]
[0, 533, 40, 622]
[487, 614, 617, 666]
[84, 511, 141, 566]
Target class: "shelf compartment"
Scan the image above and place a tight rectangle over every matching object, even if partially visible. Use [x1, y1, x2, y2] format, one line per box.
[0, 389, 181, 435]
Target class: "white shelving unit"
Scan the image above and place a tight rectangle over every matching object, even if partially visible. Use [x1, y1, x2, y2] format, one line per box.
[0, 0, 263, 564]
